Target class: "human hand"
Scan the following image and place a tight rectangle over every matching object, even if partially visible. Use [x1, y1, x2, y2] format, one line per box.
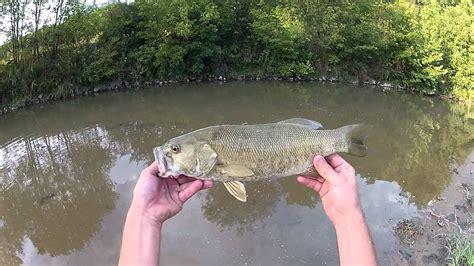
[297, 154, 362, 226]
[130, 161, 213, 225]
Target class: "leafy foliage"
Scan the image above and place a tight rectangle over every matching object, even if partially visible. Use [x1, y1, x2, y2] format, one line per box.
[0, 0, 473, 107]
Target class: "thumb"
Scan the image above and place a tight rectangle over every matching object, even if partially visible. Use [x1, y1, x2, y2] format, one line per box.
[313, 155, 338, 183]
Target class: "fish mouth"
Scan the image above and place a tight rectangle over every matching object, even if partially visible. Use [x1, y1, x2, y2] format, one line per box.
[154, 147, 174, 178]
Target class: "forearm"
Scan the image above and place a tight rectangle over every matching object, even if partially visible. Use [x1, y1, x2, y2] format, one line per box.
[119, 204, 162, 266]
[334, 211, 376, 266]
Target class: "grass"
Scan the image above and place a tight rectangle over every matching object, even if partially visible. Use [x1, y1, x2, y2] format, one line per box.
[446, 231, 474, 266]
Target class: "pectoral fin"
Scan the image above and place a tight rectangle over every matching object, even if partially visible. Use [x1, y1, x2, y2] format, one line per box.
[278, 118, 323, 130]
[224, 181, 247, 202]
[218, 164, 254, 177]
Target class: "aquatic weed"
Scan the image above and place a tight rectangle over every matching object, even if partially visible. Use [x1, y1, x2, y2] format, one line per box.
[394, 219, 424, 246]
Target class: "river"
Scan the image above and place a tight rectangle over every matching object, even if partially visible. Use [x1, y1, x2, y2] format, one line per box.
[0, 81, 472, 265]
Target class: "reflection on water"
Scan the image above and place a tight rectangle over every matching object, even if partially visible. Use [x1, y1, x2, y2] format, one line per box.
[0, 127, 118, 263]
[0, 82, 472, 265]
[203, 180, 280, 233]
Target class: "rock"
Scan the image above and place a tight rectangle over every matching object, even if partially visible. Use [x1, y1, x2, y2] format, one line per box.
[218, 75, 223, 81]
[93, 87, 100, 93]
[454, 205, 467, 212]
[399, 249, 412, 261]
[422, 253, 439, 264]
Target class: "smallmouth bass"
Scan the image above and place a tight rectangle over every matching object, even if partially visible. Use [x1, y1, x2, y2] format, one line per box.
[154, 118, 367, 202]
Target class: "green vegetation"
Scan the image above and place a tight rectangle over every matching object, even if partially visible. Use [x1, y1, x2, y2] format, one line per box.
[446, 228, 473, 266]
[0, 0, 473, 108]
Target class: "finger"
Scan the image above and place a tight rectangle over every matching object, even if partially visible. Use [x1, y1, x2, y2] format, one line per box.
[177, 176, 213, 189]
[297, 176, 323, 192]
[325, 154, 346, 169]
[313, 155, 338, 183]
[178, 180, 204, 203]
[202, 180, 214, 189]
[326, 153, 355, 175]
[142, 161, 160, 176]
[176, 175, 196, 185]
[178, 179, 213, 191]
[178, 180, 195, 191]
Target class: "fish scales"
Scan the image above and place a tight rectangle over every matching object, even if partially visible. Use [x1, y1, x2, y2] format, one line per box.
[205, 124, 347, 181]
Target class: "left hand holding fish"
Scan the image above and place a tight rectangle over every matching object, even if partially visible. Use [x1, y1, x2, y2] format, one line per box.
[131, 161, 214, 224]
[120, 162, 213, 265]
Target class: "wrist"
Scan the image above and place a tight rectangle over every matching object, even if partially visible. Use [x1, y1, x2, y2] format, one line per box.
[127, 202, 164, 228]
[333, 208, 366, 229]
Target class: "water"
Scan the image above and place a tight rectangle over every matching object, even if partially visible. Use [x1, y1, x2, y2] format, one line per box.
[0, 82, 472, 265]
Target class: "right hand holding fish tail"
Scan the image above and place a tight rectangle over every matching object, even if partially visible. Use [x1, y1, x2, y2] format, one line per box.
[297, 154, 377, 266]
[297, 154, 362, 225]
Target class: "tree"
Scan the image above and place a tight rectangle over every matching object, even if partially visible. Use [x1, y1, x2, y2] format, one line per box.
[32, 0, 46, 57]
[1, 0, 29, 63]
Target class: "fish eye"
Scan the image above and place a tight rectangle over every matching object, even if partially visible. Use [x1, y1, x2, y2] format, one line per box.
[171, 144, 180, 153]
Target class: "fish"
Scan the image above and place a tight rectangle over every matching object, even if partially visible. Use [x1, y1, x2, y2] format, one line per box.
[153, 118, 367, 202]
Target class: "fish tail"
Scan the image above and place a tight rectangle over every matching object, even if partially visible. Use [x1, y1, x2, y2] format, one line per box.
[340, 124, 368, 157]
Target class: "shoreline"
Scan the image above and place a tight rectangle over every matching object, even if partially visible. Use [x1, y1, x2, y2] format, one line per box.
[391, 151, 473, 265]
[0, 76, 464, 116]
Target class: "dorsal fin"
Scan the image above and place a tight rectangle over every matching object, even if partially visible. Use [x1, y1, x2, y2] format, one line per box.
[277, 118, 323, 130]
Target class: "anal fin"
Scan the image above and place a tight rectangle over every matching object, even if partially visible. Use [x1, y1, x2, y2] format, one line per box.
[224, 181, 247, 202]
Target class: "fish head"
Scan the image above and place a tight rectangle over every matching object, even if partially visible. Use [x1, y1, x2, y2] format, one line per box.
[154, 139, 218, 179]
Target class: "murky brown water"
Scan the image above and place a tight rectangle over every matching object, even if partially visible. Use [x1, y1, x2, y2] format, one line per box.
[0, 82, 472, 265]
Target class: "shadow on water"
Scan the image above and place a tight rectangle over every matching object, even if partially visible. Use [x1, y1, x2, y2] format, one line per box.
[0, 81, 472, 264]
[202, 180, 280, 234]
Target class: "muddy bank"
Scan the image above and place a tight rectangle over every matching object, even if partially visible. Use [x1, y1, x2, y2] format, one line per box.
[0, 76, 426, 116]
[391, 152, 473, 265]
